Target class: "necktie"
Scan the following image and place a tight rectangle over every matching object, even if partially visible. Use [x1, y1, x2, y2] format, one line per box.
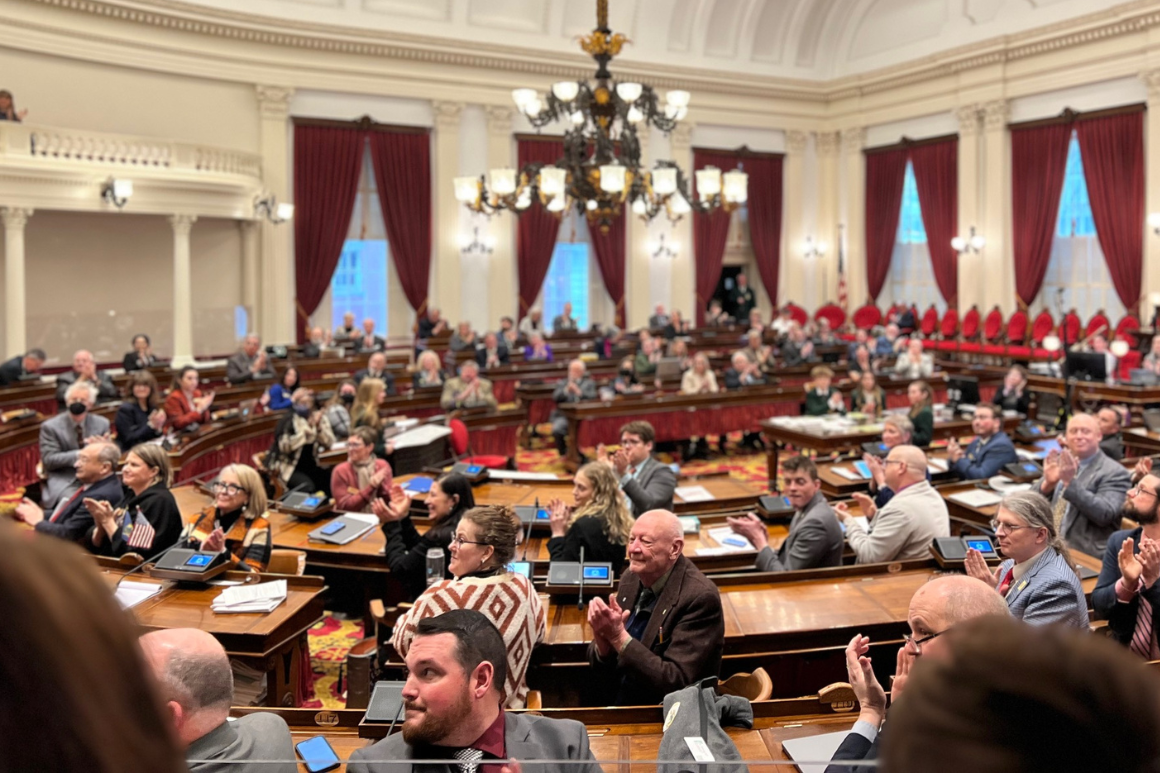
[1052, 490, 1069, 533]
[454, 747, 483, 773]
[75, 422, 85, 448]
[1131, 595, 1155, 659]
[626, 587, 656, 642]
[997, 567, 1015, 596]
[51, 487, 86, 523]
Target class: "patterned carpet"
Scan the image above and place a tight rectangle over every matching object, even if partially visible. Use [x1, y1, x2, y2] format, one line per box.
[301, 434, 772, 709]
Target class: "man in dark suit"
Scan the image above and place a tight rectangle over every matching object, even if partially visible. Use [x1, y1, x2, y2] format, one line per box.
[54, 349, 118, 406]
[597, 420, 677, 516]
[1098, 406, 1126, 461]
[356, 317, 386, 352]
[1092, 472, 1160, 656]
[0, 348, 45, 387]
[648, 303, 670, 329]
[40, 381, 111, 509]
[475, 332, 510, 370]
[824, 575, 1011, 773]
[726, 455, 842, 571]
[15, 441, 122, 544]
[353, 352, 397, 396]
[724, 352, 767, 449]
[551, 359, 596, 455]
[140, 627, 296, 773]
[349, 610, 600, 773]
[552, 302, 578, 334]
[945, 402, 1019, 480]
[588, 509, 724, 706]
[728, 272, 756, 321]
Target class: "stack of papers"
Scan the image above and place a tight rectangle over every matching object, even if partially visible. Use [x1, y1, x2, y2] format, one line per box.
[212, 580, 288, 614]
[675, 485, 715, 503]
[831, 466, 862, 481]
[948, 489, 1003, 508]
[703, 526, 754, 553]
[114, 580, 163, 609]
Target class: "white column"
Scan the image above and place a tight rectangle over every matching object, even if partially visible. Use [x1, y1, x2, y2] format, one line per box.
[842, 127, 868, 308]
[783, 131, 809, 305]
[169, 214, 197, 366]
[956, 104, 982, 311]
[816, 131, 841, 307]
[432, 101, 464, 324]
[980, 99, 1013, 311]
[2, 207, 32, 358]
[668, 123, 695, 322]
[626, 126, 656, 329]
[1142, 71, 1160, 310]
[239, 219, 260, 327]
[485, 106, 516, 324]
[256, 84, 295, 343]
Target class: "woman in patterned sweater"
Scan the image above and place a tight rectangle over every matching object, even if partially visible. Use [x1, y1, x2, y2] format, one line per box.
[180, 463, 272, 572]
[391, 505, 545, 708]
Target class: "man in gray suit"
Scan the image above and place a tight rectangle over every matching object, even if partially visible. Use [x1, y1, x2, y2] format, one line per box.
[39, 381, 111, 509]
[551, 302, 578, 334]
[1036, 412, 1131, 557]
[140, 628, 295, 773]
[226, 334, 276, 385]
[53, 349, 119, 407]
[349, 610, 599, 773]
[550, 359, 596, 456]
[726, 455, 842, 571]
[598, 420, 677, 516]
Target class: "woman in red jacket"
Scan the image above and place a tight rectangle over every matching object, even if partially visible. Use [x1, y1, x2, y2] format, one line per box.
[164, 366, 214, 430]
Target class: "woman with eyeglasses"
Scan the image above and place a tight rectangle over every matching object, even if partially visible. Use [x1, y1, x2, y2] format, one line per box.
[330, 426, 392, 513]
[86, 444, 183, 560]
[963, 490, 1088, 627]
[546, 462, 631, 576]
[375, 472, 475, 600]
[179, 464, 272, 572]
[389, 505, 545, 708]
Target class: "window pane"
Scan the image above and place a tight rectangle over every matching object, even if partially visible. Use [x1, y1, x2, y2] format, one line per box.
[896, 162, 927, 245]
[881, 161, 942, 314]
[331, 240, 389, 333]
[1056, 133, 1096, 238]
[541, 242, 590, 331]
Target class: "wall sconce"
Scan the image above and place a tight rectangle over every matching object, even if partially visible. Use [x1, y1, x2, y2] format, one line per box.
[254, 194, 294, 224]
[101, 178, 133, 209]
[802, 236, 827, 259]
[951, 225, 985, 254]
[459, 225, 496, 256]
[647, 233, 679, 259]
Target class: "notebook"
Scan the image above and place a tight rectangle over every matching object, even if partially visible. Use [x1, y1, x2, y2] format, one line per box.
[781, 729, 855, 773]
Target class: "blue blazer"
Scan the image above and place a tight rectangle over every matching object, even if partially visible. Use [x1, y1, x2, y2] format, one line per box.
[951, 431, 1019, 481]
[1093, 527, 1160, 647]
[997, 548, 1089, 628]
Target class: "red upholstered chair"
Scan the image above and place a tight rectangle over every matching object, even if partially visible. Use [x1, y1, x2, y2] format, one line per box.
[1119, 349, 1142, 381]
[814, 303, 847, 331]
[981, 306, 1007, 356]
[935, 308, 960, 351]
[1115, 314, 1141, 346]
[920, 305, 939, 338]
[852, 303, 882, 330]
[959, 305, 983, 354]
[1086, 309, 1111, 341]
[1005, 309, 1031, 357]
[1031, 310, 1055, 345]
[448, 418, 509, 470]
[785, 303, 808, 326]
[1060, 310, 1081, 347]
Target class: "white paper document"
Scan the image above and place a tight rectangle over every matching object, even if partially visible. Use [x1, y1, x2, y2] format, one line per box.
[705, 526, 754, 552]
[831, 466, 862, 481]
[212, 579, 288, 614]
[948, 489, 1003, 508]
[928, 458, 949, 472]
[675, 485, 715, 503]
[114, 580, 163, 609]
[344, 512, 380, 527]
[485, 469, 562, 481]
[389, 424, 452, 450]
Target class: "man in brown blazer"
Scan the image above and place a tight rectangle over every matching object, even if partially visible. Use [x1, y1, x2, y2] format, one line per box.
[587, 509, 725, 705]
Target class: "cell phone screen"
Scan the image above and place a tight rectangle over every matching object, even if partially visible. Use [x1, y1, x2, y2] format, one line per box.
[320, 521, 346, 536]
[295, 736, 340, 773]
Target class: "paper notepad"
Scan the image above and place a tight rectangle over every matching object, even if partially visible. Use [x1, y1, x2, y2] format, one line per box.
[948, 489, 1003, 508]
[212, 579, 287, 614]
[675, 485, 715, 503]
[706, 526, 754, 552]
[115, 580, 163, 609]
[928, 458, 949, 473]
[831, 466, 862, 481]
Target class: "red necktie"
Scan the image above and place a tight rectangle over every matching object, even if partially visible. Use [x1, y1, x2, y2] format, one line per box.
[997, 568, 1015, 596]
[51, 487, 86, 523]
[1131, 596, 1154, 659]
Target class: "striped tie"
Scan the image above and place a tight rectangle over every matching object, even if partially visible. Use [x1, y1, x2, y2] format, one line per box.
[454, 747, 483, 773]
[1131, 596, 1154, 659]
[1052, 492, 1069, 533]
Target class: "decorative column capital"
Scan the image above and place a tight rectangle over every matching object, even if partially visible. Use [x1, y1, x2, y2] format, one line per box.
[1, 207, 32, 229]
[484, 105, 513, 135]
[1141, 69, 1160, 101]
[956, 104, 981, 137]
[168, 214, 198, 235]
[816, 131, 841, 157]
[786, 130, 809, 154]
[982, 100, 1009, 131]
[841, 126, 866, 153]
[670, 122, 694, 151]
[432, 101, 464, 130]
[255, 85, 295, 118]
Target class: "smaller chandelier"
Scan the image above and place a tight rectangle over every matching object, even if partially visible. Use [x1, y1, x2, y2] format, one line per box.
[453, 0, 746, 231]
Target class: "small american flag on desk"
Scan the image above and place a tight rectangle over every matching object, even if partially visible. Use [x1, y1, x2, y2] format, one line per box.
[124, 508, 156, 551]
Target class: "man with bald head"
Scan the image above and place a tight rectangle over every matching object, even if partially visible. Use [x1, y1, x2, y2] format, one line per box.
[140, 628, 295, 772]
[836, 445, 950, 563]
[54, 349, 118, 406]
[1037, 412, 1131, 557]
[587, 509, 724, 705]
[226, 334, 276, 385]
[824, 575, 1011, 773]
[551, 359, 596, 455]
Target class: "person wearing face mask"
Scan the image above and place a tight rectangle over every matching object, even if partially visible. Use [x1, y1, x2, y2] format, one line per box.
[40, 381, 111, 509]
[86, 444, 183, 560]
[163, 366, 214, 431]
[114, 370, 168, 451]
[180, 464, 272, 572]
[374, 472, 475, 600]
[613, 356, 644, 394]
[330, 426, 393, 513]
[122, 334, 159, 371]
[266, 388, 335, 497]
[389, 505, 546, 708]
[324, 379, 357, 440]
[547, 462, 633, 576]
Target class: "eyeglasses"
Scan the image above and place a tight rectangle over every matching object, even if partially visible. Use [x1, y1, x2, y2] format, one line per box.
[903, 628, 951, 654]
[211, 482, 248, 496]
[989, 519, 1035, 534]
[1129, 483, 1160, 500]
[883, 459, 905, 467]
[451, 535, 489, 548]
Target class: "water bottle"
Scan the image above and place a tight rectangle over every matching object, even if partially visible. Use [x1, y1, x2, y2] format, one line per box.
[425, 547, 445, 586]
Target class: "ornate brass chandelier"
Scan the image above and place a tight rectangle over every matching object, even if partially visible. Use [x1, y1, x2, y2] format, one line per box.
[453, 0, 748, 232]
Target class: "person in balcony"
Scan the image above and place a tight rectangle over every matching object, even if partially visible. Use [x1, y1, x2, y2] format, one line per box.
[0, 90, 27, 122]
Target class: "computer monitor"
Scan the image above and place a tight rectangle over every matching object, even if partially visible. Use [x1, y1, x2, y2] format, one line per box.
[946, 376, 980, 409]
[1064, 351, 1107, 382]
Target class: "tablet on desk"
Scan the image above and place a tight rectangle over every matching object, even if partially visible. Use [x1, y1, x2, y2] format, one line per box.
[404, 477, 434, 494]
[853, 461, 872, 479]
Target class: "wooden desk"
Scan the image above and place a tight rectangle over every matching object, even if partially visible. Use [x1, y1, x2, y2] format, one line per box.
[816, 450, 957, 497]
[98, 563, 326, 706]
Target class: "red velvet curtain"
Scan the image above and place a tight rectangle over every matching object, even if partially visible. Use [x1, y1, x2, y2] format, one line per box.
[589, 212, 626, 327]
[693, 149, 741, 325]
[910, 139, 959, 306]
[517, 139, 565, 319]
[292, 124, 365, 343]
[745, 154, 784, 308]
[864, 148, 909, 302]
[1011, 123, 1072, 307]
[369, 129, 432, 318]
[1076, 112, 1145, 311]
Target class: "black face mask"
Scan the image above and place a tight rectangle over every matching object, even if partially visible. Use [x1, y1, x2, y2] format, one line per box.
[341, 393, 355, 405]
[619, 369, 633, 378]
[68, 402, 87, 416]
[294, 404, 312, 418]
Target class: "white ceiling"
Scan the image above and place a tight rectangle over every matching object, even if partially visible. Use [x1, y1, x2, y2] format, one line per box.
[171, 0, 1132, 80]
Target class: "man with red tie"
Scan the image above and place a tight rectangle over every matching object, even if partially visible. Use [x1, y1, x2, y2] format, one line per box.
[14, 442, 122, 544]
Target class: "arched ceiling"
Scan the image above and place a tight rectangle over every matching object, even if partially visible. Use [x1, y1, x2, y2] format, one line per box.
[143, 0, 1131, 80]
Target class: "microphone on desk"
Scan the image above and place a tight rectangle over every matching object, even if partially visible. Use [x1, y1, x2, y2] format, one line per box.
[386, 693, 406, 737]
[576, 546, 587, 611]
[520, 498, 538, 561]
[280, 481, 312, 501]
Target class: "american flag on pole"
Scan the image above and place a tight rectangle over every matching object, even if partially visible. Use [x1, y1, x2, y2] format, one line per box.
[125, 508, 156, 551]
[837, 225, 849, 313]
